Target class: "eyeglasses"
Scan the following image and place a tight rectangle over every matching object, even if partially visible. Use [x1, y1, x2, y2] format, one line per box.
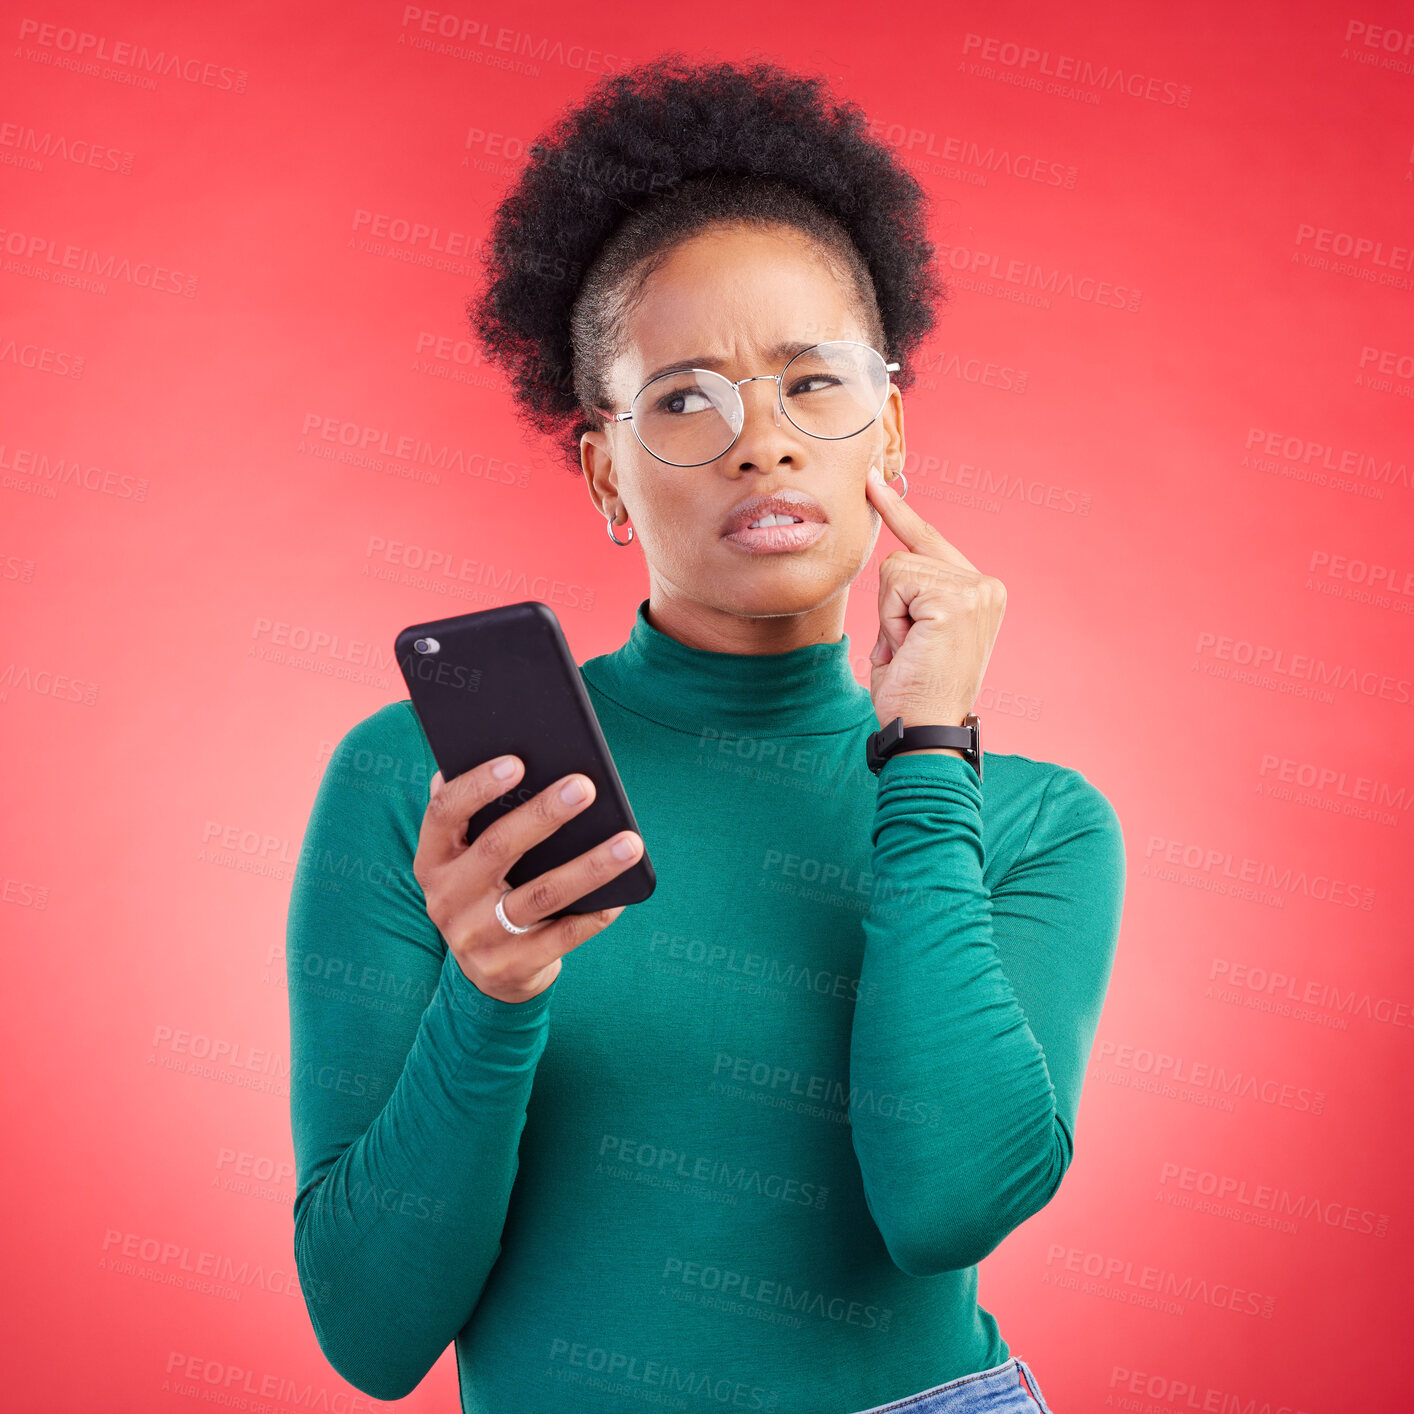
[593, 340, 900, 467]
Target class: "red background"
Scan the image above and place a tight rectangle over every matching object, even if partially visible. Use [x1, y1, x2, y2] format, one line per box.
[4, 2, 1411, 1409]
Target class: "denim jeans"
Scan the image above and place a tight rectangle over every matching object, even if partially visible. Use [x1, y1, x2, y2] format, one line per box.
[851, 1356, 1056, 1413]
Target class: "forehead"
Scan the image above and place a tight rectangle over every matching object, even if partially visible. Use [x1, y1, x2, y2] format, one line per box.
[614, 223, 868, 390]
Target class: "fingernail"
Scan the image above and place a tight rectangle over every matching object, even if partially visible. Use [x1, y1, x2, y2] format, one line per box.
[611, 833, 638, 860]
[867, 464, 884, 485]
[560, 776, 588, 804]
[492, 756, 519, 780]
[429, 773, 443, 797]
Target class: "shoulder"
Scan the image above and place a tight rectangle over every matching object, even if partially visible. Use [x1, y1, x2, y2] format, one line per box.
[315, 700, 435, 814]
[325, 698, 431, 766]
[984, 749, 1124, 863]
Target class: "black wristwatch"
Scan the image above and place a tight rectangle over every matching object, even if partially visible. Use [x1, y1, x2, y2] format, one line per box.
[866, 713, 983, 783]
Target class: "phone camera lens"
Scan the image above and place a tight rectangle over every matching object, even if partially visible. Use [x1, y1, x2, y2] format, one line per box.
[414, 637, 440, 655]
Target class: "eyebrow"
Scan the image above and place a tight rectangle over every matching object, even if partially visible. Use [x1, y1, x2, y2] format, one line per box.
[639, 339, 819, 387]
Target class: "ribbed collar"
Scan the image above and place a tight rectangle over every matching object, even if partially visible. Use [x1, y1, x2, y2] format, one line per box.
[580, 598, 874, 739]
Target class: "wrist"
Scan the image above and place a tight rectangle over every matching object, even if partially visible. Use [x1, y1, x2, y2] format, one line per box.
[892, 710, 969, 730]
[867, 712, 983, 782]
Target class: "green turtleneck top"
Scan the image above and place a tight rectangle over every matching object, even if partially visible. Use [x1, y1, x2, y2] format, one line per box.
[285, 597, 1126, 1413]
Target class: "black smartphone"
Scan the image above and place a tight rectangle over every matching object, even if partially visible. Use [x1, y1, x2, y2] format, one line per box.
[394, 601, 656, 919]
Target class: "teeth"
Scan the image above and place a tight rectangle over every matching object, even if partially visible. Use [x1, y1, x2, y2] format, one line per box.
[747, 514, 804, 529]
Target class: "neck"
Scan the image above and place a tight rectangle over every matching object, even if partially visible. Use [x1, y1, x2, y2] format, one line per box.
[580, 597, 874, 740]
[641, 585, 849, 657]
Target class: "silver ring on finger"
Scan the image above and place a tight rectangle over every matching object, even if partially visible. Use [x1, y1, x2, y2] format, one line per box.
[495, 887, 534, 935]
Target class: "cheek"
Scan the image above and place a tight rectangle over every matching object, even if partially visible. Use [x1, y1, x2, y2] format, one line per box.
[635, 486, 712, 551]
[841, 502, 883, 574]
[833, 498, 877, 545]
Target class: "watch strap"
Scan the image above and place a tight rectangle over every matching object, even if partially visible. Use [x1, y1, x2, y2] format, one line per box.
[867, 713, 983, 782]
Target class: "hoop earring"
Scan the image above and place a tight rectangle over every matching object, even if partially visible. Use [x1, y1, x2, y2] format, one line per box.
[606, 513, 634, 546]
[888, 470, 908, 499]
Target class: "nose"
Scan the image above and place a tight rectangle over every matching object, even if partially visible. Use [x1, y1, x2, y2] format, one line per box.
[729, 377, 799, 474]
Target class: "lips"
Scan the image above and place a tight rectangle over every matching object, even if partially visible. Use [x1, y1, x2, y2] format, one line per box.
[720, 489, 828, 537]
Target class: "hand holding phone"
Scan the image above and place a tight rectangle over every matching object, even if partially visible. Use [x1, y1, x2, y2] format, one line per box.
[395, 601, 656, 1004]
[414, 753, 641, 1004]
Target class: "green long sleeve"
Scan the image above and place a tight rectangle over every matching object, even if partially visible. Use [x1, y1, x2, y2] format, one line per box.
[286, 705, 558, 1400]
[850, 750, 1126, 1276]
[283, 598, 1127, 1412]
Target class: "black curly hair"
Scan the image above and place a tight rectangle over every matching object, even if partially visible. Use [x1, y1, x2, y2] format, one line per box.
[467, 51, 947, 475]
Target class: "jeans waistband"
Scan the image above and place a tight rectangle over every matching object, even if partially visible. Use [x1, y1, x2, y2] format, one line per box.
[851, 1355, 1056, 1413]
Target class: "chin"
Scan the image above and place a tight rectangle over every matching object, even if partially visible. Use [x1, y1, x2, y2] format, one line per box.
[707, 576, 848, 618]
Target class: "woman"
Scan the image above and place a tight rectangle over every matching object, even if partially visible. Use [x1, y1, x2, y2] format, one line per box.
[285, 54, 1125, 1414]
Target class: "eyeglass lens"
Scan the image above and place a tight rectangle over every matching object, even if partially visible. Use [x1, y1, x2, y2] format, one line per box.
[629, 341, 890, 466]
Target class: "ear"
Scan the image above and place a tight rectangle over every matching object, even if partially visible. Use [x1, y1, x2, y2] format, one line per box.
[879, 383, 906, 480]
[580, 427, 622, 520]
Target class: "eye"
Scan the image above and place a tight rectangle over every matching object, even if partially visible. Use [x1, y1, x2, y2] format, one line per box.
[653, 384, 716, 416]
[786, 374, 844, 397]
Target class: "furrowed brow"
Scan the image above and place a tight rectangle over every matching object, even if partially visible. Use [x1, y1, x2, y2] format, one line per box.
[639, 340, 820, 385]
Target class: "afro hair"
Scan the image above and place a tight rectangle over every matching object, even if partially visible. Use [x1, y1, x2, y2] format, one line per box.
[467, 51, 947, 474]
